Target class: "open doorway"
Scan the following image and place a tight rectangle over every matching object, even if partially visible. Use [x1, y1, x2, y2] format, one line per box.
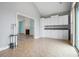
[16, 14, 34, 43]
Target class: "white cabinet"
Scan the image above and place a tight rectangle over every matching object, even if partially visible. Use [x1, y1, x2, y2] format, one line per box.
[40, 15, 68, 40]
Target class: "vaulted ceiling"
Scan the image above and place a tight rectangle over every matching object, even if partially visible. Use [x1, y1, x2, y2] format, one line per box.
[34, 2, 72, 17]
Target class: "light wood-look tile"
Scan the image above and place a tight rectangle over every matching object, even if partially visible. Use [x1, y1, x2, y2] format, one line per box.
[0, 34, 78, 57]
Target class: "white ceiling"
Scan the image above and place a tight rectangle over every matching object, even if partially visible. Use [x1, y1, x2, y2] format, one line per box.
[34, 2, 72, 17]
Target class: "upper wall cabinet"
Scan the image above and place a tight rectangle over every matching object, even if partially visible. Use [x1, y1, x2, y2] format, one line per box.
[40, 15, 68, 39]
[40, 15, 68, 25]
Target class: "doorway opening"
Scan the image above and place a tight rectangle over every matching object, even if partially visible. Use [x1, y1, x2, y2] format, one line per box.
[16, 14, 34, 44]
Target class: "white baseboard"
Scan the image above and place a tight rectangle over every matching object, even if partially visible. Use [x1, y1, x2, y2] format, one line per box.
[34, 36, 40, 39]
[0, 46, 9, 51]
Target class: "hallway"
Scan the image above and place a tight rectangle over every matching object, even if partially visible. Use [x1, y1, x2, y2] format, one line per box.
[0, 34, 78, 57]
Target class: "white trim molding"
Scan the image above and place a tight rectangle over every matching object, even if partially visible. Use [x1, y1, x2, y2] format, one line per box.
[0, 46, 9, 51]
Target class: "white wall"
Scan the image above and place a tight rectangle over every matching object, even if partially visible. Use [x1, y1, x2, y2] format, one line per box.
[70, 2, 76, 46]
[0, 2, 40, 51]
[24, 17, 30, 29]
[70, 7, 75, 46]
[30, 19, 34, 35]
[18, 15, 25, 22]
[0, 3, 16, 49]
[40, 15, 68, 39]
[18, 15, 25, 33]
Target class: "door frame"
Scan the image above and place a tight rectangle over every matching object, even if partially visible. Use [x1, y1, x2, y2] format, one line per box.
[15, 12, 35, 46]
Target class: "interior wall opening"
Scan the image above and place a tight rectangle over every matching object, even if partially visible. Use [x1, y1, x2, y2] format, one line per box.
[17, 14, 34, 42]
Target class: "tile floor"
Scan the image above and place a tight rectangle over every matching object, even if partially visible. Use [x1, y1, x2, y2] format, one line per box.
[0, 34, 78, 57]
